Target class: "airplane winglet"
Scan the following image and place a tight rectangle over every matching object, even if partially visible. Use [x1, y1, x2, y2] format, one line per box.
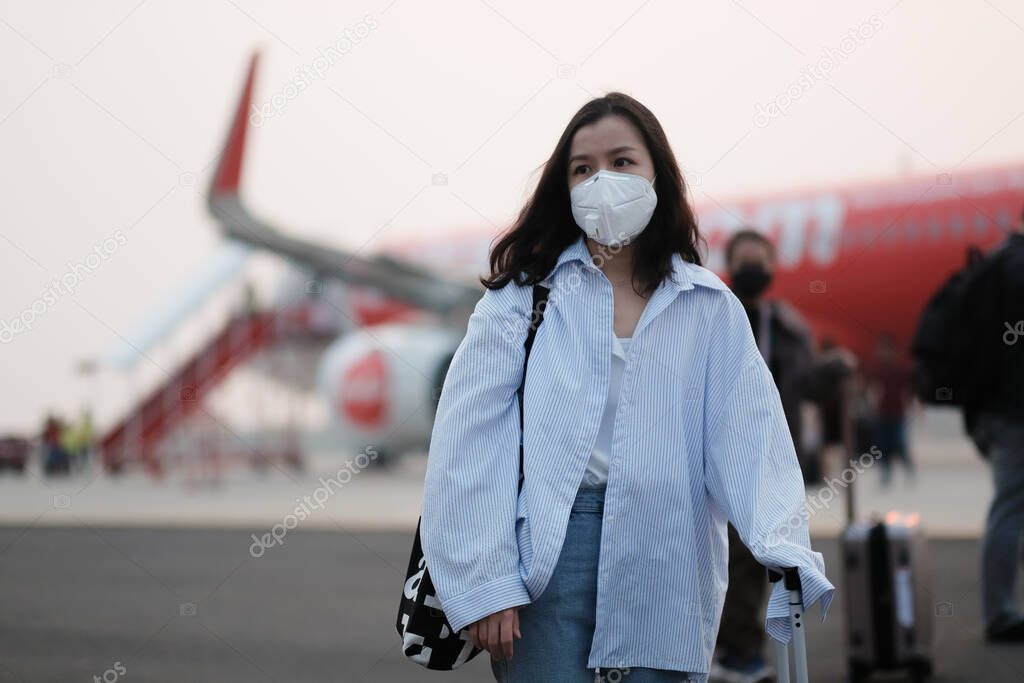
[210, 51, 259, 198]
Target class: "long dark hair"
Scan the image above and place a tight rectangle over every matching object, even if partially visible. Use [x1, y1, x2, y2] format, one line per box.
[481, 92, 704, 296]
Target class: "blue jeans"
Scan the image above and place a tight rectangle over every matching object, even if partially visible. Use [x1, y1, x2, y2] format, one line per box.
[490, 486, 693, 682]
[979, 412, 1024, 628]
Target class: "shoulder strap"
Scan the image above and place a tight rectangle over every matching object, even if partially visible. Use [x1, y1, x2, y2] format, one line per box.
[516, 284, 550, 492]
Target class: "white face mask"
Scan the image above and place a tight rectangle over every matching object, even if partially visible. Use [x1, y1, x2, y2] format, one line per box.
[570, 169, 658, 247]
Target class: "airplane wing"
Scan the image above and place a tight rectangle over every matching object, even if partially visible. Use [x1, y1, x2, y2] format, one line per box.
[206, 53, 484, 319]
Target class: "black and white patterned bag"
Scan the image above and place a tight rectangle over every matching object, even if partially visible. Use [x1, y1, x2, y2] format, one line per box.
[396, 283, 549, 670]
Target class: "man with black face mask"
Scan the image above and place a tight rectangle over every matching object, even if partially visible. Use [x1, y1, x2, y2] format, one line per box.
[711, 229, 852, 683]
[725, 230, 819, 473]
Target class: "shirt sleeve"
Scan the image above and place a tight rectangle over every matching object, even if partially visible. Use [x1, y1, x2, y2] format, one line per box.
[703, 294, 836, 644]
[420, 279, 534, 634]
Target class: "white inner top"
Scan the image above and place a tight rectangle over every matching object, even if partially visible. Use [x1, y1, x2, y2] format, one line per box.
[580, 334, 631, 488]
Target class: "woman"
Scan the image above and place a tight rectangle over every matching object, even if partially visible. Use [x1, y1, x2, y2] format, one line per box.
[420, 93, 834, 682]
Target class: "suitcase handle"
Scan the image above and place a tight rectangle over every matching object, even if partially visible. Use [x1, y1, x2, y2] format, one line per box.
[768, 566, 804, 591]
[768, 567, 809, 683]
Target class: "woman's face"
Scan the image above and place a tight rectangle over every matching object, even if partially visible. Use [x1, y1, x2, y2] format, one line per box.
[567, 114, 655, 191]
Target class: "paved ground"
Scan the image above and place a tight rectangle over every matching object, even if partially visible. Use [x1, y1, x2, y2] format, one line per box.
[0, 528, 1022, 682]
[1, 411, 1018, 681]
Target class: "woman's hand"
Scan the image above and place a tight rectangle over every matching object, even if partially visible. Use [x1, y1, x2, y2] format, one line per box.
[467, 607, 521, 660]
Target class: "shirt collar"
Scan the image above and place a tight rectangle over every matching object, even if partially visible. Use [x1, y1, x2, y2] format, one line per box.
[550, 232, 717, 294]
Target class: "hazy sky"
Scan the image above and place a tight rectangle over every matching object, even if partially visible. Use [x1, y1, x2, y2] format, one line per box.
[2, 0, 1023, 432]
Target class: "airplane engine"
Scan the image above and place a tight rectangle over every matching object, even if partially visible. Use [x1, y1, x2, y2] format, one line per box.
[315, 323, 464, 457]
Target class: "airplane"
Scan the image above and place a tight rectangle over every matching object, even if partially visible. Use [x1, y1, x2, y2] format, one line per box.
[103, 52, 1024, 470]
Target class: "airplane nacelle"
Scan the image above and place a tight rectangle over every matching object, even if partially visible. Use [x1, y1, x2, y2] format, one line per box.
[315, 323, 463, 456]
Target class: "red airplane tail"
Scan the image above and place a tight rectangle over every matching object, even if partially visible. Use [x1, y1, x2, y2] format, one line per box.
[209, 52, 259, 199]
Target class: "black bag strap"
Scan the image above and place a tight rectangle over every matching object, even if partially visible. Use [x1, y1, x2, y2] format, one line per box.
[516, 284, 550, 493]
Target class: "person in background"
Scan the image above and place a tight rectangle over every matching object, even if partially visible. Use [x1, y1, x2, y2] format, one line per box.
[867, 333, 915, 487]
[41, 414, 70, 475]
[59, 420, 77, 469]
[848, 365, 880, 461]
[970, 207, 1024, 642]
[66, 408, 95, 471]
[712, 229, 853, 683]
[811, 335, 851, 458]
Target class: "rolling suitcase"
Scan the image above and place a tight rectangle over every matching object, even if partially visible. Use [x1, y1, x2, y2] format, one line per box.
[832, 371, 935, 682]
[842, 513, 934, 682]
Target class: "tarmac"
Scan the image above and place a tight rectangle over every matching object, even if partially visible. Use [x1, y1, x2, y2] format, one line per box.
[1, 528, 1022, 682]
[0, 409, 1021, 682]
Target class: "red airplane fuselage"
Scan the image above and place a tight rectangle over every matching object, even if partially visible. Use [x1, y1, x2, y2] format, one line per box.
[697, 164, 1021, 364]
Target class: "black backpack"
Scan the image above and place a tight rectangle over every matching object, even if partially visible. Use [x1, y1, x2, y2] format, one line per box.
[910, 243, 1007, 408]
[396, 283, 550, 670]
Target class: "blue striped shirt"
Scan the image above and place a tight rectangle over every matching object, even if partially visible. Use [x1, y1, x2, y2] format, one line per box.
[421, 233, 835, 676]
